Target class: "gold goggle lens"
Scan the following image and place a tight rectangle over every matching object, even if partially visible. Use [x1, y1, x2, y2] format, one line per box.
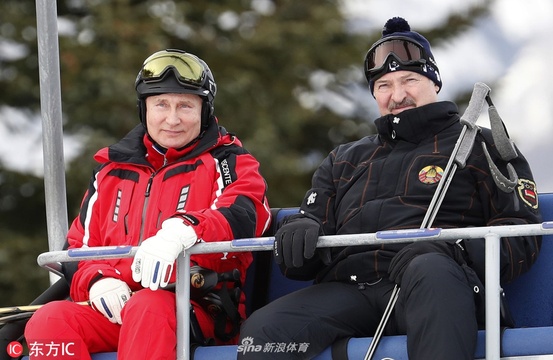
[141, 53, 205, 85]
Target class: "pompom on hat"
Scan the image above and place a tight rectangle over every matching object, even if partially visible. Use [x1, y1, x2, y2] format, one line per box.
[364, 17, 442, 94]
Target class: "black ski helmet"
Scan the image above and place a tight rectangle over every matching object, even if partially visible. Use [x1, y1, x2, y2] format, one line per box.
[135, 49, 217, 130]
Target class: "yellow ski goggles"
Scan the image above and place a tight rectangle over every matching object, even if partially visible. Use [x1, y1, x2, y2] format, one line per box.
[139, 50, 206, 87]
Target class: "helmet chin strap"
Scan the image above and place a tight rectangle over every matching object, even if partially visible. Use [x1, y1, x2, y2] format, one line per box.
[201, 99, 214, 130]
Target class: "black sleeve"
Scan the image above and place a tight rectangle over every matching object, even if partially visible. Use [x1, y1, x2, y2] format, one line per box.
[464, 133, 542, 284]
[277, 150, 339, 280]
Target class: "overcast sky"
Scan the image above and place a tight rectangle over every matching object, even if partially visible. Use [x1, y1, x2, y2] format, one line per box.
[2, 0, 553, 193]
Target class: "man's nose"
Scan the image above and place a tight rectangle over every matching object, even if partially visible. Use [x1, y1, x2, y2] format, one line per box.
[390, 83, 407, 103]
[165, 108, 180, 124]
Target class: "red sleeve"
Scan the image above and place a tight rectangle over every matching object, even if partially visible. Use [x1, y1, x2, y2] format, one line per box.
[181, 149, 271, 243]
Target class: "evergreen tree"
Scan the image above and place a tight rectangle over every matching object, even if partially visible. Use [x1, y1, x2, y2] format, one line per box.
[0, 0, 490, 306]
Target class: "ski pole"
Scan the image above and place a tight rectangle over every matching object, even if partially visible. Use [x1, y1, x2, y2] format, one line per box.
[364, 82, 491, 360]
[0, 300, 89, 327]
[0, 301, 89, 315]
[421, 82, 490, 228]
[363, 285, 400, 360]
[0, 288, 141, 316]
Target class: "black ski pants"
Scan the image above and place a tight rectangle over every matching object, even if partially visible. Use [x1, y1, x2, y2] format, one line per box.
[238, 253, 478, 359]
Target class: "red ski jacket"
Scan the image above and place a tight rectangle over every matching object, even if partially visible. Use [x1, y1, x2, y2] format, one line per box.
[63, 121, 271, 304]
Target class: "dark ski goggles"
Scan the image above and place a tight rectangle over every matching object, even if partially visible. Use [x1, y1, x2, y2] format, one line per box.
[140, 51, 205, 87]
[365, 37, 427, 76]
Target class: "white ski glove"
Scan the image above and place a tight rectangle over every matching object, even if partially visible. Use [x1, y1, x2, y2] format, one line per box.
[131, 218, 198, 291]
[89, 277, 132, 325]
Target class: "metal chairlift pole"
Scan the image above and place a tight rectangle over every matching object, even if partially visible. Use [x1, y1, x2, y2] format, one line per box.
[35, 0, 68, 264]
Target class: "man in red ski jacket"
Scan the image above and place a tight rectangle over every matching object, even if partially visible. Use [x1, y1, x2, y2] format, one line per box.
[25, 49, 271, 359]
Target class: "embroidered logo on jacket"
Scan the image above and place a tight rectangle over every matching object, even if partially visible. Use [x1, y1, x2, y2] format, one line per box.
[306, 191, 317, 205]
[517, 179, 538, 209]
[418, 165, 444, 184]
[219, 158, 234, 185]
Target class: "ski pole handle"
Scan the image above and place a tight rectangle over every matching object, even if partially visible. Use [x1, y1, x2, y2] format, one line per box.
[460, 82, 490, 128]
[455, 82, 491, 169]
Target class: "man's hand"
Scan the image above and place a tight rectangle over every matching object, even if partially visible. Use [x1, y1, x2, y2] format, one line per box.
[89, 277, 132, 324]
[274, 215, 321, 268]
[131, 218, 198, 290]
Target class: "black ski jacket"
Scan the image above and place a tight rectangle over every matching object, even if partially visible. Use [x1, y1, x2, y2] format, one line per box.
[283, 101, 542, 286]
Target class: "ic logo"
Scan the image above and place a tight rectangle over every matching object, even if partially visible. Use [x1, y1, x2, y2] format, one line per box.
[7, 341, 23, 357]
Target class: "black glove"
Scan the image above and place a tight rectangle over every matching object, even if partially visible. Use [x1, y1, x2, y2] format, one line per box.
[388, 241, 463, 285]
[274, 215, 322, 268]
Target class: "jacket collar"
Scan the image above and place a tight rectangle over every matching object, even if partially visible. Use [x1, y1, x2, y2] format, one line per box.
[374, 101, 459, 144]
[95, 117, 225, 166]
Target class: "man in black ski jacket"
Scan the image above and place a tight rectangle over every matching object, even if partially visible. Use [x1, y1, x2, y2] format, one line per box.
[238, 17, 542, 360]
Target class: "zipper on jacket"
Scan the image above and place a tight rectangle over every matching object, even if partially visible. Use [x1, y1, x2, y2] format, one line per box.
[138, 172, 155, 245]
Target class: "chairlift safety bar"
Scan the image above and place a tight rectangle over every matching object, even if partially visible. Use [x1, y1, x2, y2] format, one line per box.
[36, 221, 553, 360]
